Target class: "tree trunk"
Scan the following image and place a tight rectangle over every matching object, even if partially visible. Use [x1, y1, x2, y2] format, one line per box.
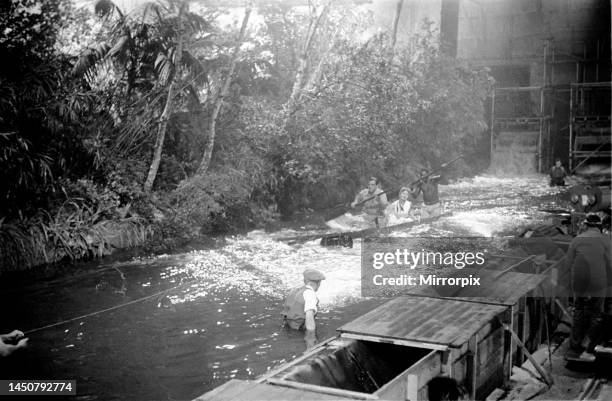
[144, 1, 185, 193]
[281, 1, 331, 131]
[303, 23, 341, 94]
[196, 6, 251, 176]
[390, 0, 404, 50]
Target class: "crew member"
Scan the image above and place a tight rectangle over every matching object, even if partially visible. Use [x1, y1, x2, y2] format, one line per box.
[384, 187, 414, 226]
[549, 159, 567, 186]
[569, 184, 607, 214]
[0, 330, 28, 357]
[565, 214, 612, 362]
[412, 169, 441, 219]
[351, 177, 388, 226]
[282, 269, 326, 332]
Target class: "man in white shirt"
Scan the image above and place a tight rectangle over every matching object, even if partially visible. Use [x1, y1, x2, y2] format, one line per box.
[281, 269, 326, 335]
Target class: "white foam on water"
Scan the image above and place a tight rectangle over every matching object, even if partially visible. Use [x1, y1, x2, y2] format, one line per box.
[158, 237, 363, 308]
[153, 174, 566, 309]
[446, 210, 530, 237]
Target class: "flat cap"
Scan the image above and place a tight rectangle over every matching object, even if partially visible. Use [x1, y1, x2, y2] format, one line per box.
[584, 213, 602, 226]
[303, 269, 326, 281]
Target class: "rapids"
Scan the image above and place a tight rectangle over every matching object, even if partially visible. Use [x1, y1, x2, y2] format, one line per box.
[0, 175, 567, 400]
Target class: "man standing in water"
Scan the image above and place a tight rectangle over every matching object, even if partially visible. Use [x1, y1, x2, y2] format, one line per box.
[281, 269, 326, 348]
[412, 169, 442, 218]
[549, 158, 567, 186]
[351, 177, 388, 227]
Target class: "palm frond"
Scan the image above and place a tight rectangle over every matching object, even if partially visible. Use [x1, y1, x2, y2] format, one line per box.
[95, 0, 121, 18]
[72, 43, 111, 76]
[108, 35, 130, 58]
[181, 51, 208, 85]
[155, 52, 173, 86]
[130, 1, 165, 25]
[184, 12, 213, 34]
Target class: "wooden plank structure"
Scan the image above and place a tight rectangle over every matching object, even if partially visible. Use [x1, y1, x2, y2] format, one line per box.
[338, 296, 506, 349]
[400, 267, 549, 371]
[336, 296, 509, 400]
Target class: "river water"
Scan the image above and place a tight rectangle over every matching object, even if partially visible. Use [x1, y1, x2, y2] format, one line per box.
[0, 175, 566, 400]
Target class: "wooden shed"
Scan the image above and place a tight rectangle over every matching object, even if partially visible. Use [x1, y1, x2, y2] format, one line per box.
[333, 296, 510, 400]
[402, 267, 549, 369]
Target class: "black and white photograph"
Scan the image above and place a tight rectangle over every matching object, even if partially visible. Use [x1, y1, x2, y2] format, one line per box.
[0, 0, 610, 400]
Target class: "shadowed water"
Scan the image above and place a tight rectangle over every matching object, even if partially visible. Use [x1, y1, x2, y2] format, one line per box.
[0, 175, 566, 400]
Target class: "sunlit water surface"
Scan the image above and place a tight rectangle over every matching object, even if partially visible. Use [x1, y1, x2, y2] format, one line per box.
[0, 175, 567, 400]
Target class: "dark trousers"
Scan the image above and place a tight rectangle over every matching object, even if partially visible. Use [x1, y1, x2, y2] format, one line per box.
[604, 297, 612, 343]
[282, 317, 305, 330]
[570, 297, 606, 352]
[550, 177, 565, 186]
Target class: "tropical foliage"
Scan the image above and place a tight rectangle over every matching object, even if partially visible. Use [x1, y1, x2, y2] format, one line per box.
[0, 0, 492, 271]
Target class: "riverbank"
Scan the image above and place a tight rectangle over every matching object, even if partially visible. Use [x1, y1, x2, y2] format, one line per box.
[0, 198, 274, 276]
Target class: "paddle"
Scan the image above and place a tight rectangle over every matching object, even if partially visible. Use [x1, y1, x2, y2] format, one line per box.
[325, 154, 464, 221]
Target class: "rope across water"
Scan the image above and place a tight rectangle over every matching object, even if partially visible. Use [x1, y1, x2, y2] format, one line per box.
[24, 278, 198, 335]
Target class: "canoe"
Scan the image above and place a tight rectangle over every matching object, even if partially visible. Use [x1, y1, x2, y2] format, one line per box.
[278, 212, 453, 244]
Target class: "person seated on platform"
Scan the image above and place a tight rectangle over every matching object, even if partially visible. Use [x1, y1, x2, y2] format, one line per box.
[350, 177, 388, 227]
[570, 184, 606, 214]
[565, 214, 612, 363]
[281, 269, 326, 349]
[384, 187, 415, 227]
[411, 169, 442, 219]
[549, 158, 567, 186]
[0, 330, 28, 357]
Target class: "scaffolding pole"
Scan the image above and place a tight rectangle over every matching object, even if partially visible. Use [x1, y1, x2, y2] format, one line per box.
[540, 41, 547, 172]
[569, 87, 573, 171]
[490, 91, 495, 164]
[539, 87, 544, 172]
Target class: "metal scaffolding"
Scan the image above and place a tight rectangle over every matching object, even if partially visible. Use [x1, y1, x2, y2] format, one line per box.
[569, 82, 612, 171]
[490, 38, 610, 173]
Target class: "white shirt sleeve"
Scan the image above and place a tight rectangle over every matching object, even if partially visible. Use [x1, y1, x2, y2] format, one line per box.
[303, 288, 318, 313]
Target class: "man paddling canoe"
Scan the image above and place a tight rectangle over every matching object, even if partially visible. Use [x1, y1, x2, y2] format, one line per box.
[350, 177, 388, 227]
[411, 169, 442, 218]
[325, 156, 461, 231]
